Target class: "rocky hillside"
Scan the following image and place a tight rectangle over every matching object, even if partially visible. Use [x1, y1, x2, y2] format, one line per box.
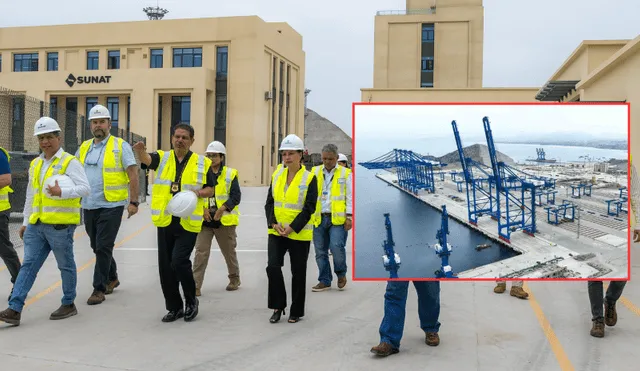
[304, 108, 352, 157]
[436, 143, 515, 167]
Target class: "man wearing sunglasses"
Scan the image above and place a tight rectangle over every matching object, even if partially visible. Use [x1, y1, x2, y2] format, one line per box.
[76, 104, 139, 306]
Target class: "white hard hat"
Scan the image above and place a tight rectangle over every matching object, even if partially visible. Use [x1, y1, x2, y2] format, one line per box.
[205, 141, 226, 155]
[338, 153, 348, 163]
[44, 174, 76, 199]
[279, 134, 304, 151]
[33, 117, 62, 136]
[166, 191, 198, 218]
[88, 104, 111, 121]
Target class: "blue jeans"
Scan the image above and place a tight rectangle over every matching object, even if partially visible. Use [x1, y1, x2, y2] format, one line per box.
[313, 214, 347, 286]
[379, 281, 441, 349]
[9, 223, 77, 313]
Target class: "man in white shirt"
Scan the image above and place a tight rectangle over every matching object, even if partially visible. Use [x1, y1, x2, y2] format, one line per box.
[0, 117, 90, 326]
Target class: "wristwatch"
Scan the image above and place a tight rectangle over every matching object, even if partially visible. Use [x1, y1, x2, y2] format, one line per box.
[130, 201, 139, 207]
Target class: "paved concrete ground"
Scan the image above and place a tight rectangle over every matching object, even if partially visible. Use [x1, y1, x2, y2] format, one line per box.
[0, 186, 638, 371]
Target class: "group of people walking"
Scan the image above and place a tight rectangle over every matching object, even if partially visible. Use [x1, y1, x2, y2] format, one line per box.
[0, 115, 636, 359]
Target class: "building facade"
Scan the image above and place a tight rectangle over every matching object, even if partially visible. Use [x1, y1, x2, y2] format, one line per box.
[0, 16, 306, 186]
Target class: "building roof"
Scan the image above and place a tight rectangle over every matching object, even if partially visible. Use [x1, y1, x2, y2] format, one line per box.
[577, 35, 640, 90]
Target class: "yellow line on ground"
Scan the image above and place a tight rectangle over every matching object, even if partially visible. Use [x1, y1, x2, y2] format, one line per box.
[22, 222, 152, 308]
[523, 282, 575, 371]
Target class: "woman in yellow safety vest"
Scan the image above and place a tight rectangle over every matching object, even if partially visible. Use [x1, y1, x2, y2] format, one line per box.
[264, 134, 318, 324]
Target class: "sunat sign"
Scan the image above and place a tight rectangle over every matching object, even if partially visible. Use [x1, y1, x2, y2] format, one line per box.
[65, 73, 112, 87]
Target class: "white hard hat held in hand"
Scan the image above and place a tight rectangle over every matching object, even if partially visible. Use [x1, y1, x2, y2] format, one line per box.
[279, 134, 304, 151]
[166, 191, 198, 218]
[89, 104, 111, 121]
[33, 117, 61, 136]
[206, 141, 226, 155]
[44, 174, 76, 199]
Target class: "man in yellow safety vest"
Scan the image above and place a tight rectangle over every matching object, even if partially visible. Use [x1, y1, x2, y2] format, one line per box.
[0, 117, 90, 326]
[76, 104, 140, 306]
[133, 123, 215, 323]
[0, 146, 21, 302]
[310, 144, 352, 292]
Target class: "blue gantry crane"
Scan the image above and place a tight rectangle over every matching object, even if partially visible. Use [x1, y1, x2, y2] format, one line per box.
[381, 213, 401, 278]
[432, 205, 456, 278]
[451, 120, 498, 225]
[483, 116, 537, 243]
[359, 149, 440, 194]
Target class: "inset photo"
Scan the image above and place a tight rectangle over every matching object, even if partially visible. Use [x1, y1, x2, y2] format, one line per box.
[352, 102, 629, 281]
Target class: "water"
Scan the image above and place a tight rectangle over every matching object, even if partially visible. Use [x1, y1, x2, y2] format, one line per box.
[353, 142, 627, 279]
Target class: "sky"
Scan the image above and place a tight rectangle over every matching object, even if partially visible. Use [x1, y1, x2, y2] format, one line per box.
[354, 104, 629, 142]
[1, 0, 639, 137]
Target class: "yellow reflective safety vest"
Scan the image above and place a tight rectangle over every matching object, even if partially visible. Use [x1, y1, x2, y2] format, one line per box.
[29, 152, 81, 225]
[77, 135, 130, 202]
[208, 166, 240, 226]
[0, 147, 13, 212]
[268, 165, 314, 241]
[311, 165, 351, 227]
[151, 150, 211, 233]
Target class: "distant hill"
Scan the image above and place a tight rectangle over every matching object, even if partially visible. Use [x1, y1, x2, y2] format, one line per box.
[436, 143, 515, 167]
[304, 108, 352, 157]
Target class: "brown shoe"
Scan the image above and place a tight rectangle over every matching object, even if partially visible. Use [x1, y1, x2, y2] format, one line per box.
[195, 288, 201, 297]
[510, 286, 529, 299]
[370, 342, 399, 356]
[87, 291, 105, 305]
[590, 319, 605, 338]
[604, 300, 618, 326]
[226, 277, 241, 291]
[0, 308, 21, 326]
[50, 303, 77, 320]
[425, 332, 440, 346]
[312, 283, 331, 292]
[494, 282, 506, 294]
[338, 276, 347, 290]
[105, 279, 120, 295]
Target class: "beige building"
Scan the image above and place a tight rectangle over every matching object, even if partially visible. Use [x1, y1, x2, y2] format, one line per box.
[0, 16, 306, 186]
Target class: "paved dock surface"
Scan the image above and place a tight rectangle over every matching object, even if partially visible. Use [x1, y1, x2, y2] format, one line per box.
[0, 186, 638, 371]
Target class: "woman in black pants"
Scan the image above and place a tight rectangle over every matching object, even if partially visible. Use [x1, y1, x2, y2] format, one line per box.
[265, 134, 317, 323]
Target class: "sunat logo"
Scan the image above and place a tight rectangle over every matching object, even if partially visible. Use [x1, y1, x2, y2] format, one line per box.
[65, 73, 112, 87]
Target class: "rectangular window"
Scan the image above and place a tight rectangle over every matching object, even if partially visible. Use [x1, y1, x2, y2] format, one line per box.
[286, 64, 291, 134]
[216, 46, 228, 77]
[150, 48, 163, 68]
[172, 48, 202, 68]
[171, 96, 191, 128]
[13, 53, 39, 72]
[421, 56, 434, 72]
[278, 61, 284, 162]
[107, 50, 120, 69]
[107, 97, 119, 133]
[47, 52, 58, 71]
[0, 55, 2, 72]
[50, 97, 58, 121]
[422, 24, 434, 43]
[12, 97, 25, 151]
[214, 46, 228, 145]
[87, 51, 99, 70]
[271, 56, 277, 166]
[86, 97, 98, 139]
[127, 96, 131, 134]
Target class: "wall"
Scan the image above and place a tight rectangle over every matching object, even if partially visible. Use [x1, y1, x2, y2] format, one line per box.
[360, 87, 540, 102]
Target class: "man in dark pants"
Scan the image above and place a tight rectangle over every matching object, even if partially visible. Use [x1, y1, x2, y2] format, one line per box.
[133, 124, 215, 323]
[0, 147, 21, 301]
[76, 104, 139, 305]
[588, 281, 627, 337]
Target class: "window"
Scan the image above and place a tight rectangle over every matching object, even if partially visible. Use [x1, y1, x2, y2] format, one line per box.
[107, 50, 120, 69]
[47, 52, 58, 71]
[0, 55, 2, 72]
[127, 96, 131, 133]
[87, 51, 99, 70]
[421, 56, 434, 72]
[50, 97, 58, 120]
[286, 65, 291, 134]
[12, 97, 25, 151]
[107, 97, 119, 131]
[422, 24, 434, 43]
[85, 97, 98, 139]
[421, 82, 434, 87]
[171, 96, 191, 127]
[150, 48, 163, 68]
[172, 48, 202, 68]
[13, 53, 39, 72]
[216, 46, 228, 77]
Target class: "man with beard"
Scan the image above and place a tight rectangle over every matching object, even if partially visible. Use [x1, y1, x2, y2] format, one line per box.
[76, 104, 139, 305]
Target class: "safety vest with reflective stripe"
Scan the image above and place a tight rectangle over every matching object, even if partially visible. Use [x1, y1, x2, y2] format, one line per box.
[0, 147, 13, 212]
[311, 165, 350, 227]
[77, 135, 130, 202]
[209, 166, 240, 226]
[268, 165, 314, 241]
[151, 150, 211, 233]
[29, 152, 81, 225]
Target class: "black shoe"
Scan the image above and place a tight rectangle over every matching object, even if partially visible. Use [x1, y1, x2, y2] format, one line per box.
[162, 309, 184, 322]
[288, 315, 302, 323]
[270, 309, 285, 323]
[184, 298, 199, 322]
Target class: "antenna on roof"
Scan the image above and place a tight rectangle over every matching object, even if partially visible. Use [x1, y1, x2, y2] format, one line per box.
[143, 1, 169, 20]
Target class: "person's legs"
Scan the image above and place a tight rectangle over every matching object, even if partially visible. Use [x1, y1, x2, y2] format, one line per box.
[192, 226, 215, 294]
[47, 224, 79, 320]
[266, 235, 288, 321]
[587, 280, 605, 337]
[87, 207, 123, 304]
[288, 240, 310, 320]
[171, 224, 199, 320]
[0, 211, 21, 294]
[509, 280, 528, 299]
[414, 281, 441, 346]
[604, 281, 627, 327]
[312, 216, 332, 290]
[215, 225, 241, 290]
[375, 281, 410, 351]
[157, 224, 182, 314]
[328, 224, 348, 289]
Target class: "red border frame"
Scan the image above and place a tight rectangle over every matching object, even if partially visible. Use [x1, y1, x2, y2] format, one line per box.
[350, 101, 631, 282]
